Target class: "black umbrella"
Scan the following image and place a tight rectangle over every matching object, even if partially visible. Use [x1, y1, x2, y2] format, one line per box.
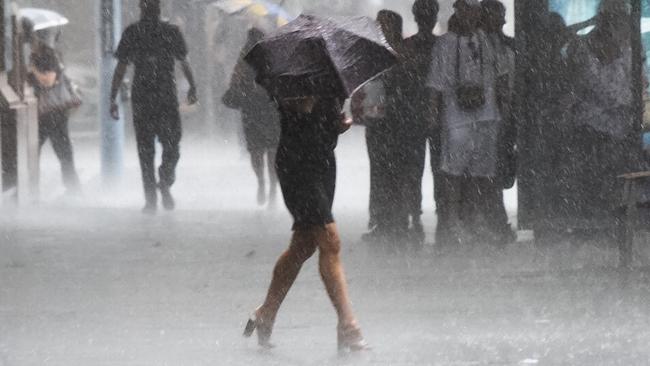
[244, 14, 398, 99]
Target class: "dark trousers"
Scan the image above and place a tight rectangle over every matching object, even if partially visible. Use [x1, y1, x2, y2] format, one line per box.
[437, 173, 509, 244]
[133, 105, 182, 204]
[400, 133, 427, 220]
[560, 128, 636, 221]
[366, 122, 407, 232]
[39, 111, 80, 190]
[430, 131, 449, 241]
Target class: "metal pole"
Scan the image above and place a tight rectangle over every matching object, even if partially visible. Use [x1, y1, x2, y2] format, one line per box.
[1, 0, 10, 72]
[98, 0, 124, 184]
[620, 0, 644, 269]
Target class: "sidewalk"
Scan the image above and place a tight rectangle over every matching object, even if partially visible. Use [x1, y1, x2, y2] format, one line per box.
[2, 131, 650, 365]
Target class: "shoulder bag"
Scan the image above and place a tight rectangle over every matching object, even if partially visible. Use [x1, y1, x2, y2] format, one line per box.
[455, 34, 486, 111]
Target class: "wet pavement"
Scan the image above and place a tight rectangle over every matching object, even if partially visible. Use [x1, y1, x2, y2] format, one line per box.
[1, 131, 650, 366]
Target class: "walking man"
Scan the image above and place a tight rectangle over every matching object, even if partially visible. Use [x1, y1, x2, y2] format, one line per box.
[110, 0, 198, 213]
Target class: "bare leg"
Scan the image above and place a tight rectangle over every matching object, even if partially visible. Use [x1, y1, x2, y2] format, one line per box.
[250, 150, 266, 205]
[267, 148, 278, 205]
[315, 224, 356, 327]
[315, 223, 367, 350]
[257, 230, 317, 328]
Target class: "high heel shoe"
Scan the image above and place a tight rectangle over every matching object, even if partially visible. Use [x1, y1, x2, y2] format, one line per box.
[243, 309, 274, 349]
[337, 323, 370, 353]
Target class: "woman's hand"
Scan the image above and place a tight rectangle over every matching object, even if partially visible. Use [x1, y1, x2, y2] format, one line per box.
[338, 112, 353, 134]
[350, 90, 366, 122]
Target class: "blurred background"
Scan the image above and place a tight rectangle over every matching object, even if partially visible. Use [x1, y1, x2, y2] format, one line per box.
[13, 0, 515, 141]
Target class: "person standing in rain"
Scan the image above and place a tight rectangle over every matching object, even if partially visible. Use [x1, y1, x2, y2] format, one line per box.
[400, 0, 440, 245]
[353, 10, 409, 242]
[244, 85, 367, 352]
[110, 0, 198, 214]
[426, 0, 509, 247]
[560, 0, 641, 237]
[223, 28, 281, 207]
[480, 0, 517, 245]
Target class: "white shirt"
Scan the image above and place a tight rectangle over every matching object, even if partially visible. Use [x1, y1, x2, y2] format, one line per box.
[427, 30, 508, 130]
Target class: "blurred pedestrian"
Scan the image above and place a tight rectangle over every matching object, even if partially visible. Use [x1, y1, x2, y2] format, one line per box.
[528, 12, 575, 240]
[223, 28, 281, 207]
[426, 0, 510, 247]
[110, 0, 198, 214]
[353, 10, 409, 242]
[559, 0, 641, 236]
[480, 0, 517, 244]
[244, 95, 368, 352]
[400, 0, 440, 246]
[27, 29, 81, 195]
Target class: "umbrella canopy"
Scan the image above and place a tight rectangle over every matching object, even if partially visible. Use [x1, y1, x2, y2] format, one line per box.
[19, 8, 69, 31]
[214, 0, 293, 28]
[244, 14, 398, 99]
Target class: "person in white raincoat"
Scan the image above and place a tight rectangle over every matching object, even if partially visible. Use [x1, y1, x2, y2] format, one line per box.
[426, 0, 510, 246]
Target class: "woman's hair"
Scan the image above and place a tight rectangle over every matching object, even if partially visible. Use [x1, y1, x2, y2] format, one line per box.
[31, 46, 58, 72]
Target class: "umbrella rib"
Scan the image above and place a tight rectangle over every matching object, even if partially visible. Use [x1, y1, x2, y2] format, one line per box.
[321, 38, 351, 96]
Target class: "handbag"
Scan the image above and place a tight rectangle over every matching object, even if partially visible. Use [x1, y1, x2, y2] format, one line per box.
[37, 73, 82, 116]
[455, 35, 486, 111]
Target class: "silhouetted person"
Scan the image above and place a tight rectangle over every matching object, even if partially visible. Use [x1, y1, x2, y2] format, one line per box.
[244, 95, 368, 352]
[427, 0, 509, 247]
[398, 0, 440, 245]
[531, 12, 574, 240]
[110, 0, 197, 214]
[480, 0, 517, 245]
[352, 10, 409, 242]
[560, 0, 640, 236]
[28, 35, 81, 194]
[223, 28, 281, 207]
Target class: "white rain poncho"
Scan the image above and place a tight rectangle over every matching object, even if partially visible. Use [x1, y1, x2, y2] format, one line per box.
[427, 30, 509, 177]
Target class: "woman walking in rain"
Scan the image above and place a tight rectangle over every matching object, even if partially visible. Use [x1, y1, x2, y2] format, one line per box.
[243, 92, 368, 351]
[243, 14, 397, 352]
[223, 28, 281, 206]
[27, 26, 81, 195]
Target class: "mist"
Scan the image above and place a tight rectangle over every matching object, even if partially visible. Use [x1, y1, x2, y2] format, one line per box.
[2, 0, 650, 365]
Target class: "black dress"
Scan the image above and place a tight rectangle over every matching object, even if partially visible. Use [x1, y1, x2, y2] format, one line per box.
[276, 98, 343, 230]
